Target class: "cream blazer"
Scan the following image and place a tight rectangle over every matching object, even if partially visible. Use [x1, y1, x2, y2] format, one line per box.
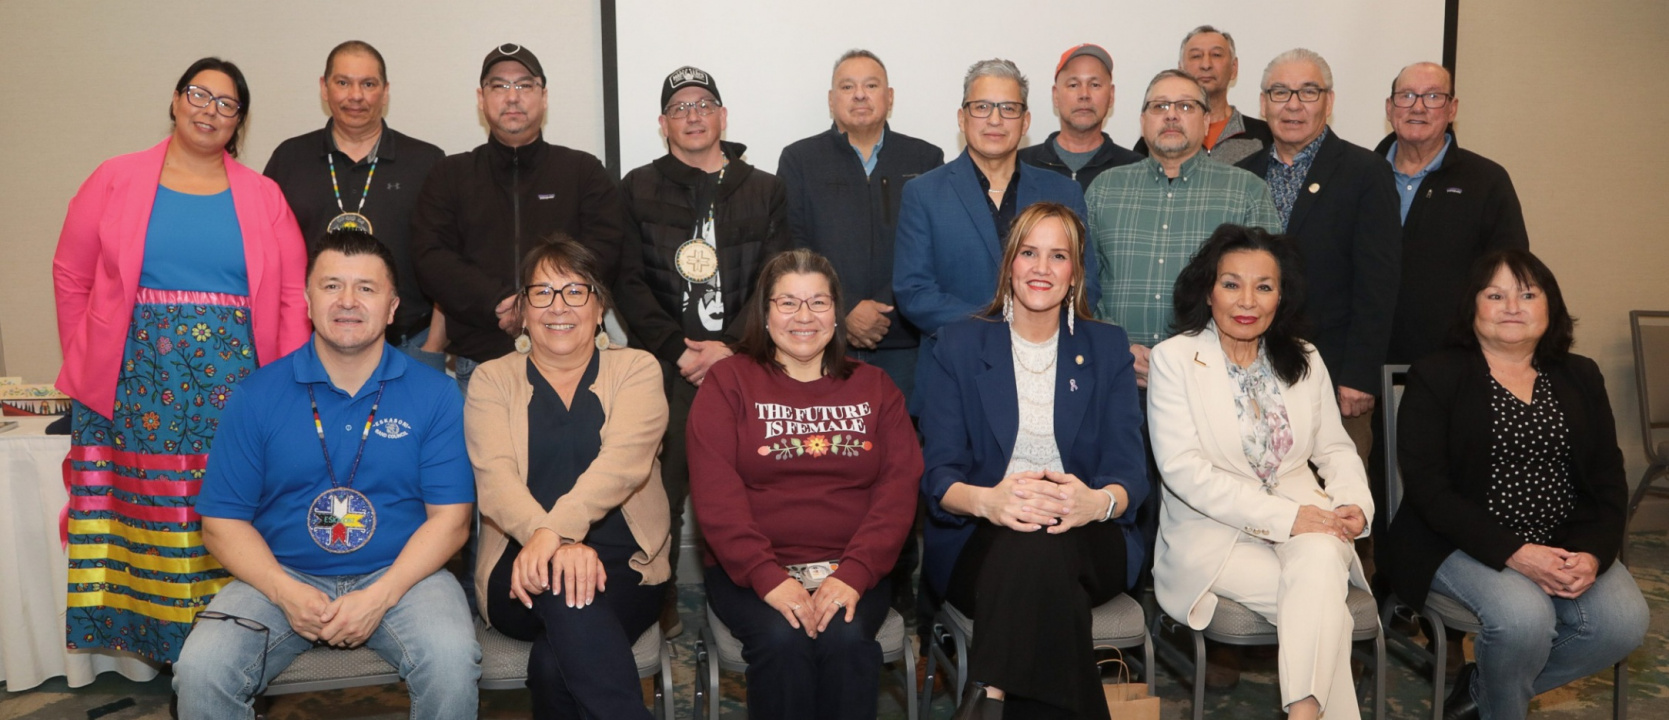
[1148, 325, 1374, 630]
[465, 347, 673, 626]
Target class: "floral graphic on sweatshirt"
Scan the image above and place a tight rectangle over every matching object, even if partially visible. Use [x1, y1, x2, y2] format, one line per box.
[758, 433, 872, 460]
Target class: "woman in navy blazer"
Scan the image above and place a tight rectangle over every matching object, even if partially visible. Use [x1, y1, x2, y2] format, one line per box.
[919, 203, 1146, 719]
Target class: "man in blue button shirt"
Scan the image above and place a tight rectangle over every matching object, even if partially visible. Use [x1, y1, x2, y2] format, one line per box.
[175, 231, 479, 720]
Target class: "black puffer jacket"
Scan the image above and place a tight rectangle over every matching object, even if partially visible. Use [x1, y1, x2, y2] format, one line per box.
[614, 141, 792, 364]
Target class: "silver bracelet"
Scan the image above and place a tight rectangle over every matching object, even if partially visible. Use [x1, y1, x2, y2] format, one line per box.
[1099, 487, 1118, 522]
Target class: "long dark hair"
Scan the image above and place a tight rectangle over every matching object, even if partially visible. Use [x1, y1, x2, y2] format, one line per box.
[1171, 224, 1311, 385]
[736, 249, 855, 380]
[169, 57, 251, 157]
[1446, 248, 1575, 366]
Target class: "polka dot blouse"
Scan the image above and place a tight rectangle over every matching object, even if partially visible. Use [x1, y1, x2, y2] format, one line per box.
[1485, 371, 1576, 544]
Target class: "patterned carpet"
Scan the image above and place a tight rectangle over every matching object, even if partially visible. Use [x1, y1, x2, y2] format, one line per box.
[6, 531, 1666, 719]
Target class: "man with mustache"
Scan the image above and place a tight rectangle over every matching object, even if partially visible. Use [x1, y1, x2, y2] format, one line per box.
[1235, 48, 1401, 424]
[611, 65, 793, 636]
[410, 43, 627, 391]
[176, 231, 479, 720]
[265, 41, 447, 373]
[1018, 43, 1141, 192]
[1135, 26, 1273, 166]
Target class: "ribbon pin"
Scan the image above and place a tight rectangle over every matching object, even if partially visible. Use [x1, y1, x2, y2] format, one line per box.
[1069, 378, 1079, 392]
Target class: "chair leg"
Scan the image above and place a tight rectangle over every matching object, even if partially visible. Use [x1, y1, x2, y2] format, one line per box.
[1614, 658, 1628, 720]
[1375, 626, 1388, 720]
[1144, 629, 1157, 697]
[1192, 630, 1207, 720]
[660, 639, 675, 720]
[951, 622, 970, 706]
[920, 630, 938, 715]
[903, 640, 920, 720]
[1428, 615, 1450, 720]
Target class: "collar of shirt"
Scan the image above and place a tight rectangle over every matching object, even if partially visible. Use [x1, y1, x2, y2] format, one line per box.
[1142, 150, 1209, 185]
[847, 126, 886, 177]
[972, 157, 1022, 236]
[290, 336, 409, 397]
[319, 119, 398, 164]
[1266, 126, 1329, 226]
[1388, 134, 1453, 222]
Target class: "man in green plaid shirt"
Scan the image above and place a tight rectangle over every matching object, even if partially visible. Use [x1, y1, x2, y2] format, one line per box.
[1085, 69, 1279, 385]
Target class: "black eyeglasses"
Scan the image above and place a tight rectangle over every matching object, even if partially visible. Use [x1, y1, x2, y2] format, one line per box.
[1390, 91, 1453, 109]
[769, 295, 835, 314]
[665, 99, 722, 119]
[524, 282, 594, 308]
[1264, 86, 1330, 103]
[194, 611, 270, 682]
[961, 100, 1027, 119]
[1142, 99, 1204, 116]
[182, 85, 243, 117]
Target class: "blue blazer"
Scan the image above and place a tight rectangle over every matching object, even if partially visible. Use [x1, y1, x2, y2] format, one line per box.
[917, 312, 1147, 597]
[893, 150, 1096, 410]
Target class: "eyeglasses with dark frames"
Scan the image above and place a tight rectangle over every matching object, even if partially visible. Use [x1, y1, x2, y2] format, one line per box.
[1264, 86, 1330, 103]
[665, 99, 722, 119]
[1390, 91, 1453, 109]
[194, 611, 271, 682]
[961, 100, 1027, 120]
[182, 85, 243, 117]
[769, 295, 835, 314]
[524, 282, 594, 308]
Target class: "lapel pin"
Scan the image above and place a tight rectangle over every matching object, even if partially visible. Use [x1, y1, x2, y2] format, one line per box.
[1193, 352, 1207, 367]
[1075, 355, 1084, 365]
[1070, 378, 1079, 392]
[1308, 183, 1321, 194]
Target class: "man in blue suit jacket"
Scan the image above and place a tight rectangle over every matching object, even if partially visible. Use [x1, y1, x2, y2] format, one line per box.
[893, 58, 1098, 411]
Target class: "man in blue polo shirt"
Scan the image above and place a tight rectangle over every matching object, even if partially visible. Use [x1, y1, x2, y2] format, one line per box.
[174, 231, 479, 720]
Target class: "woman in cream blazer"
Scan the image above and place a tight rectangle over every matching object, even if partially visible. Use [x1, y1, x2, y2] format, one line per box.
[1148, 226, 1373, 720]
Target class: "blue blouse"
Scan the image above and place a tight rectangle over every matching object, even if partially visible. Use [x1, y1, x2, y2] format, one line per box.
[140, 186, 248, 295]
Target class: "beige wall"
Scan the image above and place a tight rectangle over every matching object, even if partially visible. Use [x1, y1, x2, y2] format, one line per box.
[1456, 0, 1669, 484]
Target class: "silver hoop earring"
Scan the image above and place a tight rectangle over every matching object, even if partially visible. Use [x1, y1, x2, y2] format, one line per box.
[1002, 294, 1014, 324]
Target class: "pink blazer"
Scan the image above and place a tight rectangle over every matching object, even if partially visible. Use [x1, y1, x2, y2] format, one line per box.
[53, 138, 311, 419]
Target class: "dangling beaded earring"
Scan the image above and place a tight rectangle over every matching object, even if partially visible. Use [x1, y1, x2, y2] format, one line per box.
[594, 331, 610, 351]
[1002, 293, 1014, 324]
[515, 329, 532, 354]
[1066, 285, 1076, 335]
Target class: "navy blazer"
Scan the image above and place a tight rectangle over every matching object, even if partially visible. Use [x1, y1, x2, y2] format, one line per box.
[893, 150, 1095, 409]
[917, 312, 1147, 597]
[1237, 130, 1401, 394]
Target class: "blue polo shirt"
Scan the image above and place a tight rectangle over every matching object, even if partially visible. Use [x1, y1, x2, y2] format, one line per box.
[199, 338, 475, 576]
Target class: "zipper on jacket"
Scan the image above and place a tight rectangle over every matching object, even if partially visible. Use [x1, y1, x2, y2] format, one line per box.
[880, 176, 891, 220]
[511, 149, 522, 271]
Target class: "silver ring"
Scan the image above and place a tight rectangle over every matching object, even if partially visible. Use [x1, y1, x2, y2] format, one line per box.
[833, 600, 846, 609]
[791, 603, 801, 610]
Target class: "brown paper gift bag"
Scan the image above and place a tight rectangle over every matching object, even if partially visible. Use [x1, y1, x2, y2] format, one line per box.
[1099, 647, 1160, 719]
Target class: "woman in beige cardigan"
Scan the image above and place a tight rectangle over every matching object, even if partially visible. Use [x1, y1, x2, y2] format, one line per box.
[465, 236, 671, 720]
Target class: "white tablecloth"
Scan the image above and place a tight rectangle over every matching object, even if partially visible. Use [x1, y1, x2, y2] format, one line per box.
[0, 416, 160, 689]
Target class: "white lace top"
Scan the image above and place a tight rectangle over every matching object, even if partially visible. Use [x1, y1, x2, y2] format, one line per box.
[1005, 327, 1065, 475]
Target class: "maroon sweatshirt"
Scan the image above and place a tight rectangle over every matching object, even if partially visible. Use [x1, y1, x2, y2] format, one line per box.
[689, 355, 923, 600]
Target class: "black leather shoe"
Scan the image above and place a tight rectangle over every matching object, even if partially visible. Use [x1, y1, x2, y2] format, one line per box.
[952, 683, 1003, 720]
[1443, 662, 1480, 720]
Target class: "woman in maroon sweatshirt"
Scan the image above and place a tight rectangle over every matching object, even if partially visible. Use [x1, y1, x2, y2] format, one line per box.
[689, 248, 923, 720]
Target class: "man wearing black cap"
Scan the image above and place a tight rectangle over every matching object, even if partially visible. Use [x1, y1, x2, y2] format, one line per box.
[411, 43, 628, 389]
[1018, 43, 1142, 192]
[612, 65, 792, 634]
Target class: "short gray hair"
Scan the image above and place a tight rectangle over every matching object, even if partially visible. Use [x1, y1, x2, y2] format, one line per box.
[833, 49, 887, 78]
[1179, 25, 1236, 64]
[962, 58, 1027, 104]
[1143, 69, 1211, 115]
[1262, 48, 1333, 90]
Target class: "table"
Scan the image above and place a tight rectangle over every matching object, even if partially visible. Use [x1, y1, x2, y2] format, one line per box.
[0, 416, 159, 690]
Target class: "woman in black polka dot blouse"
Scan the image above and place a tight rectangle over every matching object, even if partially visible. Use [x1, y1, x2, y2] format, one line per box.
[1377, 249, 1646, 720]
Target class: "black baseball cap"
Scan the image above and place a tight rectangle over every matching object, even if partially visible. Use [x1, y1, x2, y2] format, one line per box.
[480, 43, 545, 84]
[661, 66, 721, 110]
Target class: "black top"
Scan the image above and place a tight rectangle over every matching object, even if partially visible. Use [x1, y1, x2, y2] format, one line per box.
[681, 170, 725, 340]
[1485, 372, 1575, 544]
[1377, 347, 1628, 611]
[776, 124, 945, 350]
[971, 160, 1021, 241]
[263, 121, 445, 340]
[1017, 130, 1142, 192]
[525, 352, 634, 549]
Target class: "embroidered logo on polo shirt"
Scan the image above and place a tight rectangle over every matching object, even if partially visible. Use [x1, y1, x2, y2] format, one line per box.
[373, 417, 411, 439]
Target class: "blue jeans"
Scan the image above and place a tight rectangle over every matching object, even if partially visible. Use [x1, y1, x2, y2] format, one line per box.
[173, 566, 481, 720]
[1430, 550, 1647, 720]
[395, 326, 448, 374]
[454, 355, 481, 396]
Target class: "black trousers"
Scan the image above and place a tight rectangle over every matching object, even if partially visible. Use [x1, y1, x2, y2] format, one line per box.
[660, 364, 699, 582]
[705, 565, 892, 720]
[487, 540, 665, 720]
[946, 520, 1130, 720]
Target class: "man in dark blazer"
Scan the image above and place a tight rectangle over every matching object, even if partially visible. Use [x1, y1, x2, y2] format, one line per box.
[894, 58, 1095, 411]
[1237, 49, 1400, 420]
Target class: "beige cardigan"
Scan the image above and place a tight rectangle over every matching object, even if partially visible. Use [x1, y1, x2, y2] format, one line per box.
[465, 346, 673, 626]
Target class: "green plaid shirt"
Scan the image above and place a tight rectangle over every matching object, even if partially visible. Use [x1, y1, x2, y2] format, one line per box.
[1085, 152, 1280, 345]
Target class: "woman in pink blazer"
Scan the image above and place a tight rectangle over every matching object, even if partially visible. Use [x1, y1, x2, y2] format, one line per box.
[52, 57, 308, 664]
